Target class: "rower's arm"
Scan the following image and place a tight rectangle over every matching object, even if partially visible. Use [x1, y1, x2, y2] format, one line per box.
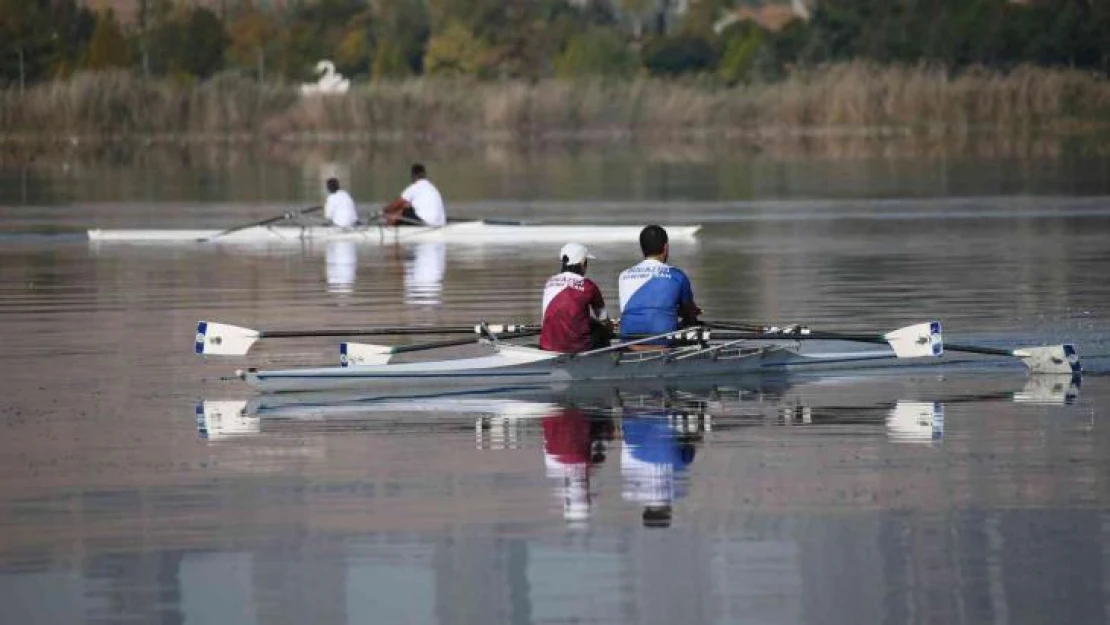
[677, 272, 700, 325]
[383, 197, 409, 214]
[679, 301, 702, 326]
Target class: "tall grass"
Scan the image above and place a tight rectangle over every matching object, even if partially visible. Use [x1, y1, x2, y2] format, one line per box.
[2, 63, 1108, 147]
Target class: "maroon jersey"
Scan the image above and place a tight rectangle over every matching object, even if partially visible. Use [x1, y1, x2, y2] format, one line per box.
[540, 272, 608, 353]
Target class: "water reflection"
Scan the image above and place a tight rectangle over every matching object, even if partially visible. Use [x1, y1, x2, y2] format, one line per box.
[541, 408, 606, 524]
[620, 410, 700, 529]
[1, 373, 1098, 625]
[404, 242, 446, 306]
[325, 240, 357, 295]
[886, 401, 945, 444]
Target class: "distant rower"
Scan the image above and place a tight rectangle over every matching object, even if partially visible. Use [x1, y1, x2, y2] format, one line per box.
[383, 163, 447, 227]
[540, 243, 612, 353]
[618, 225, 701, 343]
[324, 178, 358, 228]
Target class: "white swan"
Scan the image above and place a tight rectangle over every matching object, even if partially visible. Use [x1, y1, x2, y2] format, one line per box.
[300, 60, 350, 96]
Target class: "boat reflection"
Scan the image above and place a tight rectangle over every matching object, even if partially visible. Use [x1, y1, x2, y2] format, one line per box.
[886, 401, 945, 443]
[325, 240, 357, 294]
[196, 400, 260, 440]
[196, 372, 1082, 524]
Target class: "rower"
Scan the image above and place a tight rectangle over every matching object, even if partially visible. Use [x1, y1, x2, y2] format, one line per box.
[540, 243, 613, 353]
[324, 178, 358, 228]
[618, 225, 702, 346]
[382, 163, 447, 227]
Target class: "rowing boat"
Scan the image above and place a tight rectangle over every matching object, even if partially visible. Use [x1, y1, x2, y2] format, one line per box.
[196, 320, 1081, 394]
[88, 220, 702, 244]
[242, 343, 928, 393]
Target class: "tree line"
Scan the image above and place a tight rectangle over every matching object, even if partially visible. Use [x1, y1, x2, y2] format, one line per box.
[1, 0, 1107, 89]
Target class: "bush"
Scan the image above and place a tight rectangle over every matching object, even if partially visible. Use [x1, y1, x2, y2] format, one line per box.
[555, 30, 637, 78]
[642, 34, 717, 76]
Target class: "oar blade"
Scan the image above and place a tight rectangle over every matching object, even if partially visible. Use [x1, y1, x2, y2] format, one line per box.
[883, 321, 943, 358]
[1012, 344, 1081, 374]
[340, 342, 394, 367]
[195, 321, 262, 356]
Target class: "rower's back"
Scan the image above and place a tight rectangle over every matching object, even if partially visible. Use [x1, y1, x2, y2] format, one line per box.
[324, 178, 358, 228]
[618, 225, 697, 341]
[400, 165, 447, 226]
[540, 243, 609, 353]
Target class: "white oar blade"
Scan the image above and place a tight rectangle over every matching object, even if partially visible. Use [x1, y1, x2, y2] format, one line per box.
[883, 321, 943, 358]
[195, 321, 261, 356]
[1013, 344, 1081, 375]
[340, 342, 393, 367]
[195, 401, 254, 440]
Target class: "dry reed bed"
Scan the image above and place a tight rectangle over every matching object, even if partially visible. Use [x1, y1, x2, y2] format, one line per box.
[1, 64, 1108, 143]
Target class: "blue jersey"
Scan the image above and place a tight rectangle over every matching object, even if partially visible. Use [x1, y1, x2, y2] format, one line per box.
[618, 259, 694, 339]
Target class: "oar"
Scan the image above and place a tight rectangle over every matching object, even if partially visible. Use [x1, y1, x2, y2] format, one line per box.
[707, 320, 1081, 374]
[706, 320, 943, 359]
[195, 321, 537, 356]
[340, 329, 541, 367]
[198, 205, 322, 242]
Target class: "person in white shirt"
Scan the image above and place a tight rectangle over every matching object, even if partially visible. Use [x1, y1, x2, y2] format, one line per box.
[324, 178, 358, 228]
[383, 163, 447, 227]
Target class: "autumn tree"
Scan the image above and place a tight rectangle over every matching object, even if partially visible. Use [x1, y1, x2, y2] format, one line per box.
[83, 10, 132, 70]
[225, 1, 280, 79]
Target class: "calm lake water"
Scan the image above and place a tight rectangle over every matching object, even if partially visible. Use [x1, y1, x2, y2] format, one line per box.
[2, 145, 1110, 624]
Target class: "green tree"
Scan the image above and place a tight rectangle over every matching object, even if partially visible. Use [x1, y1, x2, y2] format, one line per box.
[424, 20, 486, 75]
[555, 29, 637, 78]
[0, 0, 95, 85]
[277, 0, 364, 81]
[148, 5, 228, 78]
[367, 0, 430, 77]
[83, 10, 132, 70]
[426, 0, 592, 78]
[717, 23, 765, 85]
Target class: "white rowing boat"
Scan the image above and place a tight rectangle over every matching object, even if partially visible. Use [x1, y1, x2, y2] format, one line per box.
[88, 220, 702, 244]
[200, 321, 1082, 394]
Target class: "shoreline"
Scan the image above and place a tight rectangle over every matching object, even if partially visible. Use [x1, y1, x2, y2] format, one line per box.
[2, 125, 1108, 163]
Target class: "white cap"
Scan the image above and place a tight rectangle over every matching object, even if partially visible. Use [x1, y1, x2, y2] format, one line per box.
[559, 243, 595, 265]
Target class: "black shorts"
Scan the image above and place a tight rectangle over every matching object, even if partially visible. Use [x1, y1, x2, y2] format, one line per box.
[397, 207, 425, 226]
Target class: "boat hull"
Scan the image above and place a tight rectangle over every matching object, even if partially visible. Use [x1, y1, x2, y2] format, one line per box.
[244, 344, 903, 393]
[88, 222, 701, 244]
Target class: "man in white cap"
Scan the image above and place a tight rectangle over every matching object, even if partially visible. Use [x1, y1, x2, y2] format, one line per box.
[540, 243, 612, 353]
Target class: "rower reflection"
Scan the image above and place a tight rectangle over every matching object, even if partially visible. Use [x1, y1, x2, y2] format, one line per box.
[326, 240, 357, 294]
[541, 408, 616, 524]
[404, 241, 446, 306]
[621, 410, 701, 528]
